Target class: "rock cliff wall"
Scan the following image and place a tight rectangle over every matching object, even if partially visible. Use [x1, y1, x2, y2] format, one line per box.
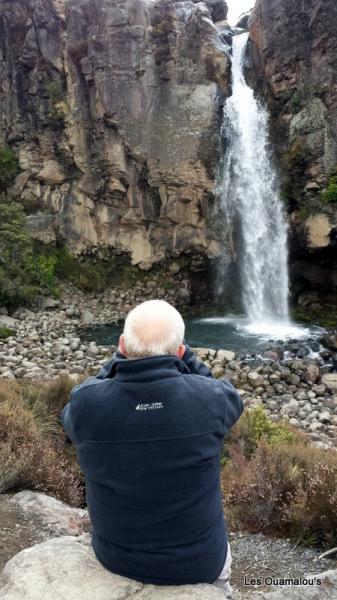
[0, 0, 229, 270]
[248, 0, 337, 308]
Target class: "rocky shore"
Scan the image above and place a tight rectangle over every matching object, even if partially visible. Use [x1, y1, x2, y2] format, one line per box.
[1, 284, 337, 448]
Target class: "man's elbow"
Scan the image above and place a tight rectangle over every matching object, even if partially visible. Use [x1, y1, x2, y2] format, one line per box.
[221, 382, 244, 431]
[60, 402, 76, 443]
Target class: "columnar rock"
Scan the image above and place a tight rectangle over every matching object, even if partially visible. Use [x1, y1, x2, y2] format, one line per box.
[0, 0, 230, 269]
[248, 0, 337, 307]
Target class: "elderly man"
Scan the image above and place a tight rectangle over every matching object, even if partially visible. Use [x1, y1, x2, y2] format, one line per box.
[61, 300, 243, 596]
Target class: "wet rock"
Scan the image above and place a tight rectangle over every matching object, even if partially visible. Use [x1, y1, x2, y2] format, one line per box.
[322, 332, 337, 351]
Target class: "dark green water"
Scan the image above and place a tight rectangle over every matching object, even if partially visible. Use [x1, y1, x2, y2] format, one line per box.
[82, 315, 321, 353]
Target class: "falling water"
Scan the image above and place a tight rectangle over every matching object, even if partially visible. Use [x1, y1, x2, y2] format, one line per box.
[216, 33, 290, 329]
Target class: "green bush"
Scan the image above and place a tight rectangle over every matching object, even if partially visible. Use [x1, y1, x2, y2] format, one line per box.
[46, 81, 67, 128]
[0, 201, 60, 308]
[0, 327, 15, 339]
[322, 174, 337, 204]
[225, 405, 298, 460]
[31, 254, 59, 296]
[287, 92, 304, 114]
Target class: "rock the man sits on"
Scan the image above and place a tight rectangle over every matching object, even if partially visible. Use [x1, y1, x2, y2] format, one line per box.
[61, 300, 243, 588]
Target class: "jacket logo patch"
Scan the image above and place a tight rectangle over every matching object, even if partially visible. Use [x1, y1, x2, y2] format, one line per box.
[135, 402, 163, 411]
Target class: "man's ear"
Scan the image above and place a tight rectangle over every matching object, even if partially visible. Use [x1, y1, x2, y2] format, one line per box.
[177, 344, 185, 359]
[118, 334, 127, 356]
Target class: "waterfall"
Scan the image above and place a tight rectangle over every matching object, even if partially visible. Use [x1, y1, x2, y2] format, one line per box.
[216, 32, 290, 326]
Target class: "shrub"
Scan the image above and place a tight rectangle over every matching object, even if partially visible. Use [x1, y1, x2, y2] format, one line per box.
[224, 405, 299, 460]
[0, 146, 19, 193]
[0, 202, 60, 308]
[322, 173, 337, 204]
[47, 81, 67, 128]
[0, 379, 84, 506]
[31, 254, 59, 296]
[0, 326, 14, 339]
[222, 435, 337, 547]
[286, 91, 304, 114]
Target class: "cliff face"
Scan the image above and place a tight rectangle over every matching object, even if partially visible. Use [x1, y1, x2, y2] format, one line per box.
[248, 0, 337, 307]
[0, 0, 229, 269]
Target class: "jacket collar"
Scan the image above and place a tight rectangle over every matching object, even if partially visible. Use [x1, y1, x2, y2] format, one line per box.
[113, 354, 190, 383]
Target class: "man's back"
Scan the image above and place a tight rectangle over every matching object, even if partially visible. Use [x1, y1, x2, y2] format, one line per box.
[62, 347, 243, 585]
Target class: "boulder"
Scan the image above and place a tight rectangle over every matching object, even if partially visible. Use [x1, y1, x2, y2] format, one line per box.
[0, 534, 228, 600]
[304, 363, 320, 384]
[81, 310, 95, 326]
[321, 373, 337, 392]
[235, 12, 251, 29]
[280, 399, 299, 416]
[216, 349, 236, 363]
[247, 371, 265, 388]
[40, 297, 61, 310]
[10, 491, 89, 536]
[203, 0, 228, 22]
[0, 316, 19, 329]
[12, 307, 36, 320]
[318, 410, 332, 423]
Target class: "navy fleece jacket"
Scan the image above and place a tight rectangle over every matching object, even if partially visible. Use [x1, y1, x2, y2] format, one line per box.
[61, 345, 243, 585]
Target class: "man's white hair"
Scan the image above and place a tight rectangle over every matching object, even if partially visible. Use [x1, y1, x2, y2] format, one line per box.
[123, 299, 185, 358]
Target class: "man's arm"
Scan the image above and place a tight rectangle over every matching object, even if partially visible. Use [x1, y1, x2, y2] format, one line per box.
[182, 344, 244, 429]
[215, 378, 244, 432]
[181, 344, 214, 378]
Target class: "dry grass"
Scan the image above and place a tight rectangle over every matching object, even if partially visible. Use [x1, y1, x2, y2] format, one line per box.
[222, 409, 337, 547]
[0, 378, 84, 506]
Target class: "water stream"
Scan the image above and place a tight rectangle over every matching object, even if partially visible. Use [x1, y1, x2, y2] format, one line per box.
[216, 33, 290, 332]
